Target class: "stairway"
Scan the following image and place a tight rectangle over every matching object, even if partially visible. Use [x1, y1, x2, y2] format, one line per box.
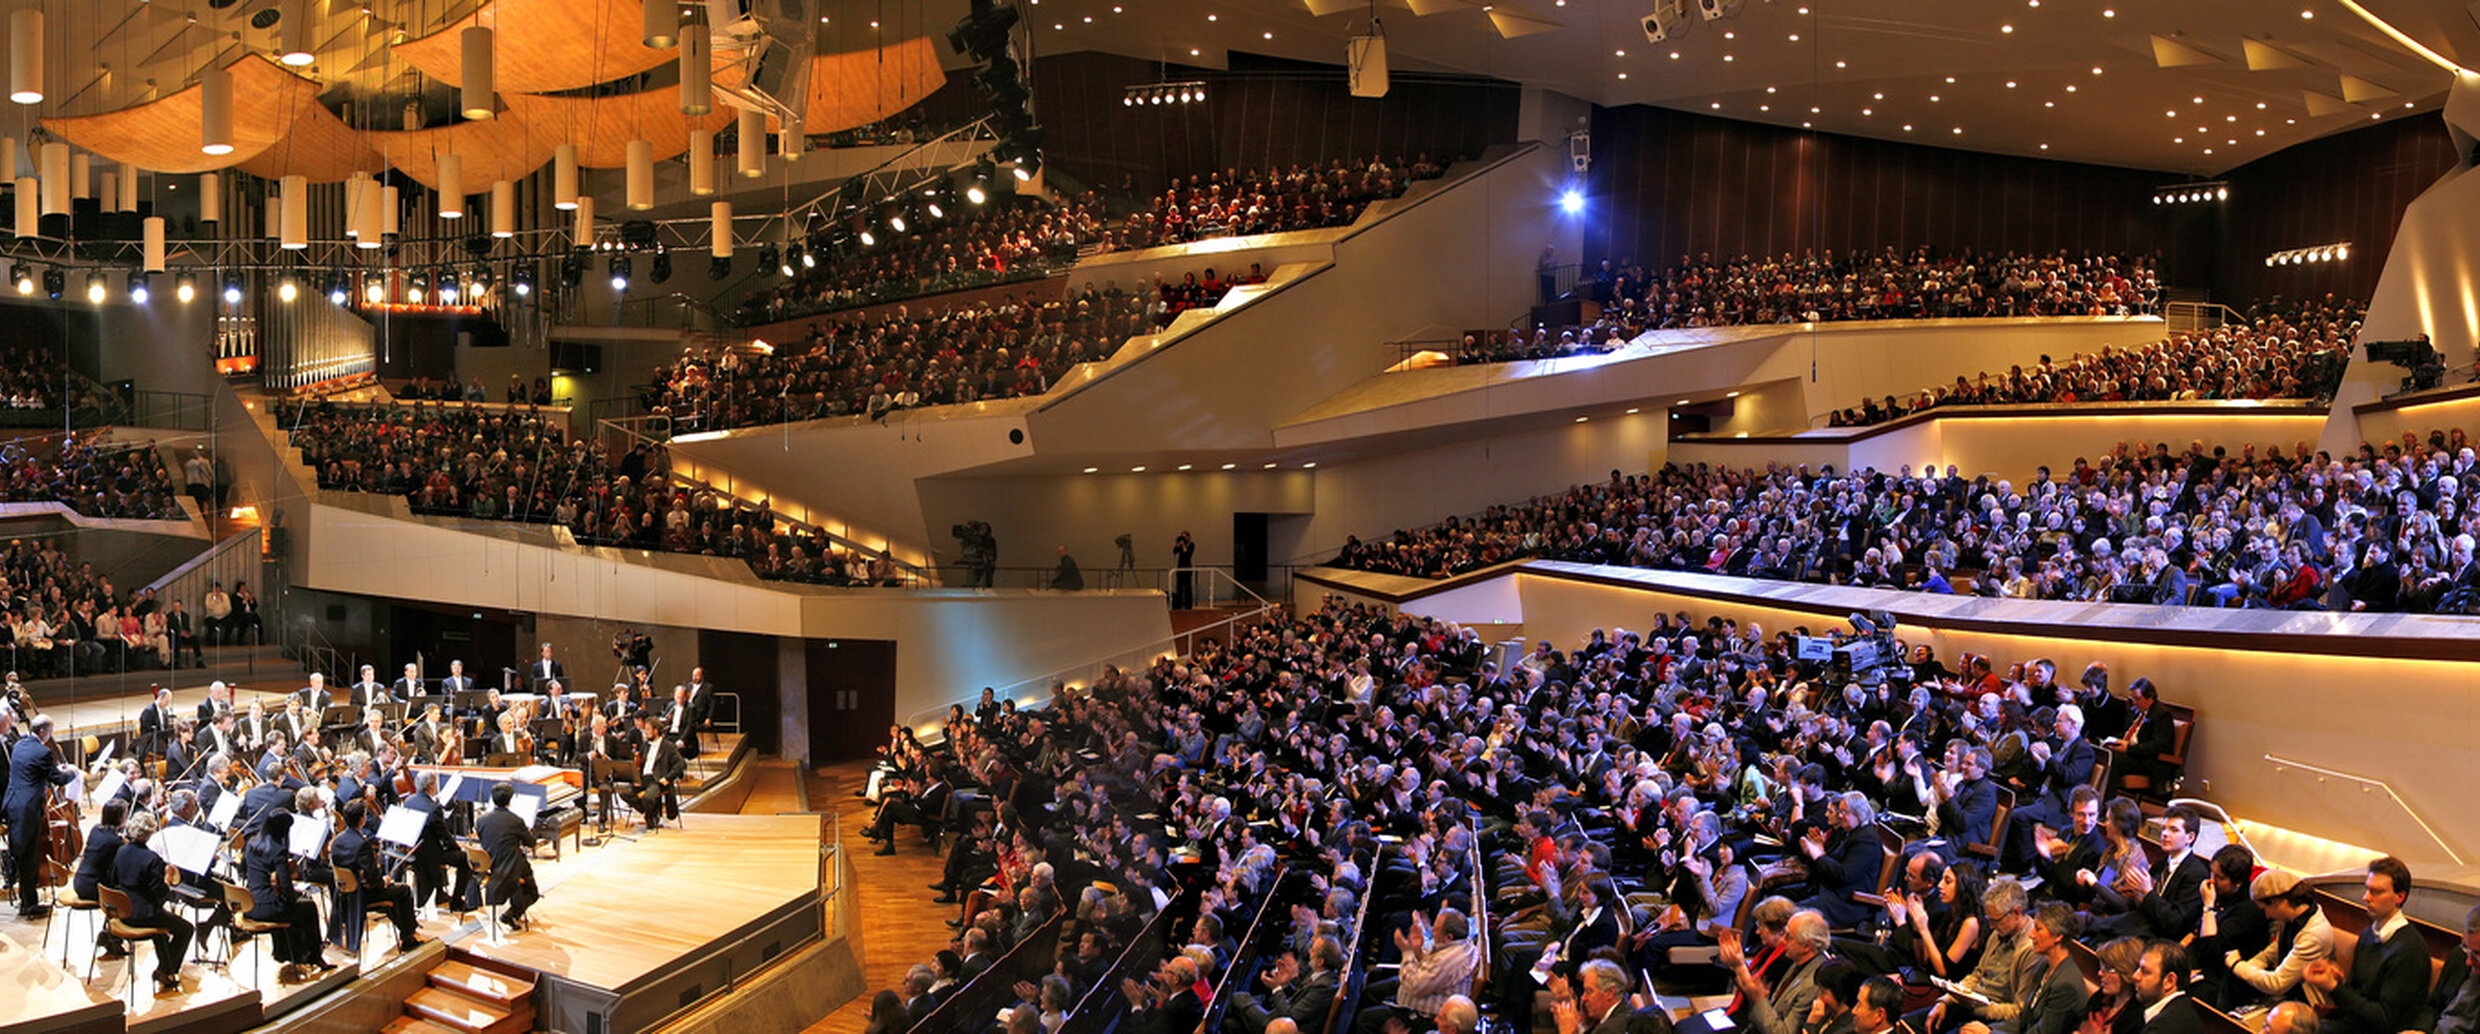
[382, 954, 537, 1034]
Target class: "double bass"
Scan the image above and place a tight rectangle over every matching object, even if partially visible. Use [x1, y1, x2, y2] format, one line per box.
[39, 739, 82, 888]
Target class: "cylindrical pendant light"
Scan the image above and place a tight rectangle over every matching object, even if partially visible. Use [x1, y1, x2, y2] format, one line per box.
[263, 198, 280, 239]
[709, 200, 732, 258]
[736, 108, 763, 178]
[97, 172, 115, 209]
[12, 176, 33, 238]
[9, 10, 42, 105]
[687, 128, 714, 196]
[1, 138, 16, 181]
[280, 175, 306, 247]
[642, 0, 677, 48]
[491, 180, 514, 238]
[553, 143, 578, 210]
[37, 141, 65, 216]
[70, 152, 87, 200]
[117, 165, 137, 211]
[437, 153, 464, 218]
[279, 0, 315, 66]
[571, 194, 594, 248]
[382, 184, 400, 236]
[343, 174, 363, 237]
[780, 120, 804, 162]
[353, 175, 382, 246]
[625, 139, 653, 210]
[460, 26, 494, 119]
[142, 216, 166, 271]
[679, 21, 711, 114]
[201, 64, 233, 155]
[198, 172, 220, 221]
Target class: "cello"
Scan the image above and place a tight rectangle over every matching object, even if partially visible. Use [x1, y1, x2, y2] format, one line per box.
[39, 738, 83, 889]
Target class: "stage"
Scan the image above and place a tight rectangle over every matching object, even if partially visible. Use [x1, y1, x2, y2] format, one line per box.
[0, 788, 827, 1034]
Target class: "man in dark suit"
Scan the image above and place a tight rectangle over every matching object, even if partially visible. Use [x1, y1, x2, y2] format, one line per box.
[628, 713, 686, 830]
[5, 714, 78, 917]
[476, 782, 540, 929]
[2104, 678, 2179, 796]
[405, 774, 472, 914]
[685, 667, 717, 743]
[2135, 941, 2204, 1034]
[1229, 936, 1344, 1034]
[1121, 955, 1205, 1034]
[438, 659, 475, 698]
[196, 680, 235, 726]
[2304, 857, 2435, 1034]
[110, 812, 192, 994]
[2105, 805, 2209, 942]
[1797, 792, 1887, 928]
[528, 643, 564, 690]
[663, 685, 699, 759]
[389, 663, 425, 705]
[165, 600, 202, 668]
[135, 686, 176, 759]
[329, 798, 422, 953]
[1933, 745, 2001, 848]
[296, 673, 334, 715]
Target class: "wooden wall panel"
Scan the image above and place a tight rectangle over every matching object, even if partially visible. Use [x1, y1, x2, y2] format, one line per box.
[2215, 116, 2460, 305]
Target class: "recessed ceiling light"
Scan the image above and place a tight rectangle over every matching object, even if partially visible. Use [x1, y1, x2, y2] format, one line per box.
[1723, 30, 1734, 38]
[1625, 407, 1640, 414]
[1835, 60, 1847, 68]
[2174, 137, 2184, 142]
[1301, 462, 1316, 469]
[1176, 464, 1192, 471]
[2005, 80, 2017, 88]
[2193, 96, 2204, 104]
[1672, 51, 1681, 59]
[2001, 24, 2013, 32]
[2255, 129, 2266, 136]
[2405, 101, 2416, 108]
[1675, 399, 1690, 405]
[2102, 8, 2114, 16]
[1862, 108, 1873, 115]
[1190, 49, 1200, 55]
[2039, 143, 2050, 149]
[1206, 13, 1217, 19]
[2064, 84, 2076, 92]
[1759, 104, 1770, 111]
[1263, 462, 1277, 469]
[1931, 95, 1941, 102]
[1575, 416, 1589, 423]
[1952, 127, 1963, 134]
[1262, 30, 1272, 38]
[1810, 106, 1820, 113]
[1873, 92, 1884, 100]
[2044, 101, 2055, 108]
[1787, 33, 1799, 41]
[1802, 121, 1812, 127]
[1618, 72, 1629, 79]
[1712, 102, 1721, 109]
[1903, 124, 1914, 131]
[1220, 463, 1236, 470]
[1723, 54, 1734, 61]
[2257, 102, 2268, 109]
[1615, 49, 1626, 56]
[1082, 467, 1099, 474]
[1766, 85, 1777, 93]
[1082, 15, 1091, 22]
[2300, 8, 2312, 17]
[1131, 465, 1146, 472]
[1946, 77, 1957, 83]
[2091, 66, 2103, 75]
[2206, 147, 2216, 152]
[1726, 391, 1741, 398]
[2165, 110, 2177, 117]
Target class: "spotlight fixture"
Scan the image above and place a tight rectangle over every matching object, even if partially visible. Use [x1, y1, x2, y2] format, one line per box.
[756, 243, 779, 277]
[85, 271, 106, 303]
[327, 273, 350, 304]
[365, 278, 386, 304]
[2152, 181, 2230, 205]
[650, 250, 673, 284]
[128, 273, 149, 305]
[857, 227, 876, 247]
[436, 271, 459, 302]
[559, 252, 584, 287]
[1559, 186, 1585, 215]
[12, 267, 29, 295]
[511, 264, 534, 297]
[709, 255, 731, 280]
[278, 277, 298, 303]
[608, 254, 631, 291]
[777, 247, 796, 277]
[965, 181, 987, 205]
[2264, 242, 2352, 266]
[888, 210, 908, 233]
[221, 272, 242, 304]
[1011, 157, 1037, 181]
[799, 246, 817, 269]
[175, 272, 196, 303]
[44, 267, 65, 300]
[1121, 80, 1208, 107]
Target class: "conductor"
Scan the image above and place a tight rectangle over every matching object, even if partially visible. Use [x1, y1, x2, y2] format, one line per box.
[6, 714, 78, 918]
[476, 782, 541, 930]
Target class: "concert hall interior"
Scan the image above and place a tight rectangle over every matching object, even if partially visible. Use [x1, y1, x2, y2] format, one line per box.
[6, 2, 2480, 1034]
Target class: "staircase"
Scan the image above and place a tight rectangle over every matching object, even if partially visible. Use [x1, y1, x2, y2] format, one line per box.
[382, 954, 537, 1034]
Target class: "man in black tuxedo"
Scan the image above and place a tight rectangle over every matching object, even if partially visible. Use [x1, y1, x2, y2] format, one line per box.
[685, 666, 717, 744]
[7, 715, 78, 916]
[345, 665, 383, 708]
[2104, 678, 2178, 796]
[136, 685, 176, 758]
[328, 798, 422, 953]
[1121, 955, 1205, 1034]
[295, 673, 333, 715]
[476, 782, 540, 929]
[627, 713, 686, 830]
[663, 685, 699, 759]
[2103, 804, 2209, 941]
[384, 663, 420, 705]
[528, 643, 564, 690]
[2135, 941, 2204, 1034]
[438, 660, 475, 698]
[405, 774, 473, 914]
[110, 812, 193, 994]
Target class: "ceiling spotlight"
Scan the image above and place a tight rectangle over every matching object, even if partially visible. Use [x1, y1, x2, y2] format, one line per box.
[800, 246, 817, 269]
[511, 264, 535, 297]
[778, 247, 796, 277]
[889, 212, 907, 233]
[278, 278, 298, 303]
[221, 272, 242, 304]
[365, 278, 386, 304]
[858, 228, 876, 247]
[708, 255, 731, 281]
[13, 268, 30, 296]
[436, 272, 459, 302]
[650, 250, 673, 284]
[85, 271, 106, 303]
[926, 200, 944, 219]
[42, 267, 62, 300]
[966, 182, 987, 205]
[175, 272, 196, 303]
[608, 255, 630, 291]
[328, 274, 349, 304]
[128, 274, 149, 305]
[755, 243, 779, 277]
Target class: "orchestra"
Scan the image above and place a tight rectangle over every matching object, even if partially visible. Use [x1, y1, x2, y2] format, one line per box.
[0, 640, 711, 1001]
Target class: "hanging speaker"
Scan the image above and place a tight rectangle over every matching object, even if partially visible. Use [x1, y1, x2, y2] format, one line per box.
[554, 144, 579, 210]
[201, 64, 234, 155]
[9, 10, 42, 105]
[12, 176, 33, 238]
[143, 216, 166, 271]
[688, 128, 715, 196]
[679, 21, 711, 114]
[736, 108, 763, 178]
[642, 0, 678, 48]
[1348, 33, 1388, 97]
[37, 141, 65, 216]
[461, 27, 495, 119]
[438, 153, 464, 218]
[710, 200, 732, 258]
[280, 174, 307, 248]
[492, 180, 515, 238]
[199, 172, 221, 222]
[626, 139, 653, 210]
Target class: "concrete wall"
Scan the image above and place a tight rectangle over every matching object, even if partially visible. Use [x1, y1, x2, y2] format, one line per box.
[917, 470, 1317, 579]
[1672, 408, 2331, 484]
[1500, 566, 2480, 875]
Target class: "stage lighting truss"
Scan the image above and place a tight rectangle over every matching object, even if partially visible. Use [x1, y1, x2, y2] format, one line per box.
[2152, 181, 2230, 205]
[2264, 242, 2351, 267]
[1124, 80, 1208, 107]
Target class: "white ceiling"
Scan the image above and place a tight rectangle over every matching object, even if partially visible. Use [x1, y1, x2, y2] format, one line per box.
[1026, 0, 2480, 174]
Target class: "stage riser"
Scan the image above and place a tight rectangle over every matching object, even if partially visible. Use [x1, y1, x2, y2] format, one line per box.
[0, 1009, 121, 1034]
[647, 937, 864, 1034]
[253, 941, 449, 1034]
[544, 895, 826, 1034]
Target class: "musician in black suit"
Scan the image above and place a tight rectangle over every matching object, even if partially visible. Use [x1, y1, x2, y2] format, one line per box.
[111, 812, 193, 994]
[605, 681, 644, 721]
[405, 774, 473, 914]
[6, 714, 78, 918]
[253, 731, 294, 786]
[664, 685, 700, 759]
[581, 712, 632, 822]
[527, 643, 564, 689]
[628, 713, 687, 830]
[73, 797, 131, 955]
[238, 758, 296, 835]
[438, 660, 474, 698]
[328, 799, 421, 953]
[196, 680, 235, 726]
[136, 686, 176, 758]
[296, 672, 334, 715]
[476, 782, 540, 928]
[409, 703, 451, 763]
[236, 700, 272, 756]
[244, 811, 333, 980]
[164, 718, 203, 787]
[685, 666, 717, 740]
[386, 663, 421, 705]
[348, 666, 385, 709]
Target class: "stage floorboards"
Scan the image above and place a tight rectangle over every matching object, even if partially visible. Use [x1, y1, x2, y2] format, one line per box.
[800, 761, 953, 1034]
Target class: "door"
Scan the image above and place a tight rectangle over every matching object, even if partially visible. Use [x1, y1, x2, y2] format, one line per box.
[806, 638, 897, 763]
[1232, 512, 1269, 585]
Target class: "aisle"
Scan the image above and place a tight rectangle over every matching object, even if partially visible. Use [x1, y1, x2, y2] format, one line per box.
[800, 761, 953, 1034]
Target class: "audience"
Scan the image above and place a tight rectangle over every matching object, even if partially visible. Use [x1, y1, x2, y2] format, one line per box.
[741, 194, 1111, 326]
[1581, 248, 2158, 330]
[0, 430, 187, 520]
[277, 399, 907, 586]
[1113, 156, 1445, 251]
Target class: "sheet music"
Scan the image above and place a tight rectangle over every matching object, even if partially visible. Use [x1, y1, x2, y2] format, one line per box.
[62, 776, 83, 803]
[91, 770, 127, 809]
[93, 740, 115, 766]
[290, 814, 330, 858]
[377, 804, 427, 848]
[153, 824, 222, 875]
[510, 764, 565, 782]
[509, 794, 542, 825]
[440, 773, 467, 805]
[207, 789, 242, 830]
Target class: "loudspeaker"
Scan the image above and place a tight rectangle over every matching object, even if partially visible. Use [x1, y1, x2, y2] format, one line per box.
[1348, 33, 1388, 97]
[1698, 0, 1743, 21]
[1642, 2, 1691, 42]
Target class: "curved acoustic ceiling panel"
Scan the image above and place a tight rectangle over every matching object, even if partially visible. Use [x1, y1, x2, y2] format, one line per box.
[499, 88, 737, 167]
[775, 34, 947, 133]
[38, 56, 319, 174]
[393, 0, 672, 94]
[236, 96, 392, 182]
[367, 116, 565, 191]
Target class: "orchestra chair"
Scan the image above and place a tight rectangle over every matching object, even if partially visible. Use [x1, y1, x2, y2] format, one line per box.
[331, 869, 393, 957]
[460, 843, 511, 945]
[49, 882, 104, 973]
[220, 880, 287, 989]
[97, 886, 171, 1007]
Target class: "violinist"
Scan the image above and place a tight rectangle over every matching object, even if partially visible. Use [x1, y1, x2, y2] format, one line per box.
[348, 710, 389, 759]
[4, 713, 77, 918]
[202, 710, 240, 764]
[75, 798, 129, 957]
[278, 698, 310, 751]
[237, 756, 294, 836]
[111, 812, 192, 995]
[244, 811, 333, 982]
[237, 699, 270, 756]
[489, 709, 530, 759]
[582, 711, 631, 822]
[164, 717, 203, 788]
[255, 729, 293, 785]
[198, 755, 239, 818]
[410, 703, 450, 763]
[348, 666, 384, 710]
[328, 799, 421, 953]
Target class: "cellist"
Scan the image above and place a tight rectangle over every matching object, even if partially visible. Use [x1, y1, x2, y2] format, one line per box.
[4, 713, 79, 919]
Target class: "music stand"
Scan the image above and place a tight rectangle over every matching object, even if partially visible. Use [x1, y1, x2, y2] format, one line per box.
[319, 705, 361, 739]
[482, 752, 529, 768]
[450, 690, 496, 716]
[588, 758, 639, 844]
[527, 718, 567, 763]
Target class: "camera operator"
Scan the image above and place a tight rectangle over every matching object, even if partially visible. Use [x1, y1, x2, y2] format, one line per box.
[954, 521, 997, 588]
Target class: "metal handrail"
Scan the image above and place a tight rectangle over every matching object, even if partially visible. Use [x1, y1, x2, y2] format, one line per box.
[2257, 755, 2466, 866]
